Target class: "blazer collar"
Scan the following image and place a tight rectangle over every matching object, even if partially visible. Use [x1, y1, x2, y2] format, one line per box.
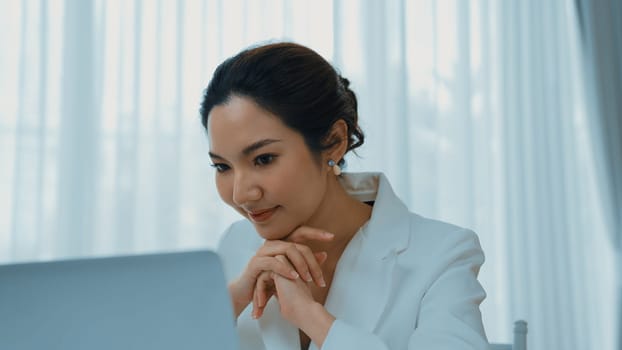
[258, 172, 412, 350]
[339, 172, 411, 260]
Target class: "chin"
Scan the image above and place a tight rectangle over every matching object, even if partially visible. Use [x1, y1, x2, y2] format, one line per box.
[254, 227, 288, 241]
[252, 221, 299, 241]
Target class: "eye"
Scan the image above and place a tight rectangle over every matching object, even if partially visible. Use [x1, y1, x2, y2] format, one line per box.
[210, 163, 230, 173]
[254, 154, 277, 166]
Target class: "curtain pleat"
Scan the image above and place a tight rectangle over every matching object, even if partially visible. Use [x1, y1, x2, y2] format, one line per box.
[10, 0, 29, 260]
[57, 0, 98, 256]
[575, 0, 622, 348]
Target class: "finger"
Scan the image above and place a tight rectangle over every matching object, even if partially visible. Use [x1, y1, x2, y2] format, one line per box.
[314, 251, 328, 265]
[257, 240, 326, 265]
[248, 255, 300, 280]
[255, 242, 324, 284]
[259, 289, 274, 318]
[256, 239, 306, 256]
[274, 254, 301, 281]
[283, 226, 334, 244]
[257, 275, 266, 309]
[252, 284, 259, 319]
[256, 271, 274, 308]
[259, 243, 314, 283]
[292, 244, 326, 287]
[256, 288, 273, 319]
[282, 245, 315, 283]
[270, 270, 296, 291]
[273, 254, 318, 289]
[275, 254, 295, 269]
[255, 272, 273, 318]
[255, 240, 292, 257]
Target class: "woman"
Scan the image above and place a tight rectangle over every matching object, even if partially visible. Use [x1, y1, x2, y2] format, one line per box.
[200, 42, 489, 350]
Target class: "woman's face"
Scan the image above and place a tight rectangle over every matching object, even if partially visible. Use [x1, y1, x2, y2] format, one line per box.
[208, 95, 329, 240]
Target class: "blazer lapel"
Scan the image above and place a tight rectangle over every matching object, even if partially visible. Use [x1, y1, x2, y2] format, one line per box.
[322, 238, 399, 333]
[322, 173, 411, 335]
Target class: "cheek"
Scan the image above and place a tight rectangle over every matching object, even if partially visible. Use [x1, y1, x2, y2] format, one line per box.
[215, 175, 233, 206]
[275, 161, 325, 212]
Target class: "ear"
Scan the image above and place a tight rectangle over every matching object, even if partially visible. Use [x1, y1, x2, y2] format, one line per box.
[323, 119, 349, 166]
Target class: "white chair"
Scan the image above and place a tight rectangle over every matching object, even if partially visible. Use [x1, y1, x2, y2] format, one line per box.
[489, 320, 527, 350]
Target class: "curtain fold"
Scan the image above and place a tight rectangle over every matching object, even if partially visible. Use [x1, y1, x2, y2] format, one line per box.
[57, 0, 99, 256]
[0, 1, 616, 349]
[574, 0, 622, 348]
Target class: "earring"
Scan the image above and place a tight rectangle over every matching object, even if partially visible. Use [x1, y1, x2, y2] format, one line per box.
[328, 159, 342, 176]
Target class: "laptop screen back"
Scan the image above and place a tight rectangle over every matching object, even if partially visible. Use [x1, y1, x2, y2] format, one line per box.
[0, 250, 239, 350]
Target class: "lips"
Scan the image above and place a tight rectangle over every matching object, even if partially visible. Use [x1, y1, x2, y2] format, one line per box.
[247, 207, 278, 223]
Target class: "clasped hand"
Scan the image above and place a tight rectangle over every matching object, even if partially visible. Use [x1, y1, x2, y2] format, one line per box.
[229, 226, 333, 327]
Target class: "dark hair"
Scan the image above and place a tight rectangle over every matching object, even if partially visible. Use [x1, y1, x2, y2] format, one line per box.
[199, 42, 364, 163]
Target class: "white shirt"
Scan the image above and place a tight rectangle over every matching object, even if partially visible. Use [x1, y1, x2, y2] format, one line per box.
[218, 172, 489, 350]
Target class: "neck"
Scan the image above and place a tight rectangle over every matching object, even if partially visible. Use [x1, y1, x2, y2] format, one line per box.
[302, 175, 373, 265]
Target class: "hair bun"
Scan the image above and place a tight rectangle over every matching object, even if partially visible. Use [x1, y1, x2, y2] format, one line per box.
[339, 76, 350, 89]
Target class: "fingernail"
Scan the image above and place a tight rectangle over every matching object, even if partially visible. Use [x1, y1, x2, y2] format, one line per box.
[305, 273, 313, 282]
[323, 232, 334, 238]
[252, 311, 257, 319]
[291, 271, 299, 279]
[320, 277, 326, 287]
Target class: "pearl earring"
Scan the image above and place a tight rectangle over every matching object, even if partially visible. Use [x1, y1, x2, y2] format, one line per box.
[327, 159, 342, 176]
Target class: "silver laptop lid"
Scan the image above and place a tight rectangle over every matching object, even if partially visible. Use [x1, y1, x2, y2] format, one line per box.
[0, 250, 239, 350]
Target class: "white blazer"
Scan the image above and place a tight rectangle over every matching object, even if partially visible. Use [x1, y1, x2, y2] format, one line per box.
[218, 172, 489, 350]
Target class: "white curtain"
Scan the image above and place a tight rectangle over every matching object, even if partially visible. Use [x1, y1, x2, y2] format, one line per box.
[575, 0, 622, 348]
[0, 0, 616, 349]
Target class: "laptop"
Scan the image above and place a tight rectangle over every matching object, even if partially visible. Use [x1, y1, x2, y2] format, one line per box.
[0, 250, 239, 350]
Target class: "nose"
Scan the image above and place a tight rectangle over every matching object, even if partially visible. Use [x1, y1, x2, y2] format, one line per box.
[232, 171, 262, 206]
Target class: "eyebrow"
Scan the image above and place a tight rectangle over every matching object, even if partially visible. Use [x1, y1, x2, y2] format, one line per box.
[209, 139, 282, 160]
